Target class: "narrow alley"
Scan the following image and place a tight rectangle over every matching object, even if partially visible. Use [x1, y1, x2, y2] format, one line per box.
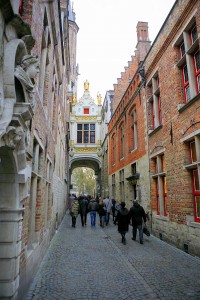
[24, 212, 200, 300]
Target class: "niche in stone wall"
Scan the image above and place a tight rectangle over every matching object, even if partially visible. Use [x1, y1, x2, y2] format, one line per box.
[15, 77, 25, 103]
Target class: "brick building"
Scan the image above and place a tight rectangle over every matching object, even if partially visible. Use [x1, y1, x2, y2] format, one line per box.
[143, 0, 200, 256]
[106, 0, 200, 256]
[0, 1, 77, 298]
[107, 22, 151, 212]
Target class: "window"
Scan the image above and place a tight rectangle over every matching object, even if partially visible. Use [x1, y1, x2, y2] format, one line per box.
[39, 9, 51, 104]
[28, 137, 45, 249]
[131, 163, 137, 200]
[119, 169, 124, 201]
[119, 123, 124, 159]
[189, 137, 200, 222]
[112, 174, 116, 199]
[183, 134, 200, 223]
[180, 42, 185, 57]
[147, 74, 162, 131]
[130, 108, 137, 150]
[32, 138, 43, 175]
[194, 50, 200, 93]
[45, 159, 52, 227]
[182, 64, 190, 101]
[77, 123, 95, 144]
[151, 153, 167, 216]
[176, 22, 200, 103]
[84, 108, 89, 114]
[111, 133, 116, 165]
[190, 25, 198, 44]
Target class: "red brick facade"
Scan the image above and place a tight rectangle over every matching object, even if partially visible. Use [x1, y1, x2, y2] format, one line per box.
[107, 22, 151, 209]
[107, 0, 200, 256]
[144, 0, 200, 255]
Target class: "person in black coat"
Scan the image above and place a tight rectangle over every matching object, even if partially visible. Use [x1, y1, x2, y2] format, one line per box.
[79, 196, 88, 227]
[115, 202, 130, 245]
[129, 200, 146, 244]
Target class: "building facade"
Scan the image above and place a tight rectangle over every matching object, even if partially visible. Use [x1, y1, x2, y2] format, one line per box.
[107, 22, 151, 212]
[143, 0, 200, 256]
[105, 0, 200, 256]
[0, 0, 75, 298]
[101, 90, 114, 198]
[69, 81, 102, 196]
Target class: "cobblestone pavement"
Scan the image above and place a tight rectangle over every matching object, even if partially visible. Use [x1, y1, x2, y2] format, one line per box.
[25, 212, 200, 300]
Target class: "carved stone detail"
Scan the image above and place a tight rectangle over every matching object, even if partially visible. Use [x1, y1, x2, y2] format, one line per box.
[3, 126, 23, 149]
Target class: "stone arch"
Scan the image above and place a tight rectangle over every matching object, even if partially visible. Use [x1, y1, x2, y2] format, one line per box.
[4, 39, 27, 99]
[69, 157, 102, 196]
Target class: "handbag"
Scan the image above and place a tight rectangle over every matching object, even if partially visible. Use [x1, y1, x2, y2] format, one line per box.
[143, 225, 150, 236]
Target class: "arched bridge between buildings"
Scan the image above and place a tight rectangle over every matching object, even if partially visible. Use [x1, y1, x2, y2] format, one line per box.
[69, 156, 101, 196]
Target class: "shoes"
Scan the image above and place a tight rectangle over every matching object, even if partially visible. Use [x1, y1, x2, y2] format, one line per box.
[132, 237, 136, 241]
[140, 240, 143, 244]
[122, 235, 126, 245]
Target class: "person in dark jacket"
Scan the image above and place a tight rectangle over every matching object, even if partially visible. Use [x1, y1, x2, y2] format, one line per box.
[79, 196, 88, 227]
[129, 200, 146, 244]
[88, 198, 99, 227]
[98, 198, 106, 227]
[115, 202, 130, 245]
[70, 198, 80, 228]
[111, 198, 116, 222]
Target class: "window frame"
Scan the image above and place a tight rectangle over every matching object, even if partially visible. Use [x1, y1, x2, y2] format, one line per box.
[77, 123, 96, 144]
[151, 152, 167, 217]
[175, 21, 199, 104]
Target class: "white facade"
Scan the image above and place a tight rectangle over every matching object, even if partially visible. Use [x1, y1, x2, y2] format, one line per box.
[69, 82, 102, 194]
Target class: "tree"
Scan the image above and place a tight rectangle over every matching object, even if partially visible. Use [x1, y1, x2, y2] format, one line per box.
[71, 167, 96, 196]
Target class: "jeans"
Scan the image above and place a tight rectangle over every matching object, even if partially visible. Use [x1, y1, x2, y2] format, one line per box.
[106, 212, 111, 225]
[132, 224, 143, 241]
[90, 211, 96, 226]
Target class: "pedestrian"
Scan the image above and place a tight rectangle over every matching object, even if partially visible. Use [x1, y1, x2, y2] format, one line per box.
[79, 196, 88, 227]
[115, 202, 129, 245]
[103, 195, 113, 225]
[98, 198, 106, 227]
[70, 197, 80, 228]
[129, 200, 146, 244]
[88, 198, 99, 227]
[113, 201, 121, 225]
[68, 193, 75, 210]
[111, 198, 116, 222]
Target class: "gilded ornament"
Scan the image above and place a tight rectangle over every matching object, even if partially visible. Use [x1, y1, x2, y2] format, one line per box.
[75, 147, 97, 153]
[84, 80, 89, 91]
[97, 92, 102, 105]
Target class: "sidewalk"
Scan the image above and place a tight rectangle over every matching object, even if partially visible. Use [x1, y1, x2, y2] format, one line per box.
[25, 212, 200, 300]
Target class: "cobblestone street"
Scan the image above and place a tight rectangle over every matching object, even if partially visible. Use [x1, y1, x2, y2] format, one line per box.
[24, 212, 200, 300]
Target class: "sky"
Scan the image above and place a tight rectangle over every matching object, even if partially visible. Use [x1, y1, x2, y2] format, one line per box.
[73, 0, 176, 101]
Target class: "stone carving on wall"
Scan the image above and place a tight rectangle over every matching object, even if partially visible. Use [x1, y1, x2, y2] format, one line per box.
[2, 126, 23, 149]
[69, 148, 74, 157]
[75, 116, 97, 121]
[97, 147, 102, 157]
[14, 54, 39, 108]
[75, 147, 97, 153]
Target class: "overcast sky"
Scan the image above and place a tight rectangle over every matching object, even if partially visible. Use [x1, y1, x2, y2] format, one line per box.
[73, 0, 176, 101]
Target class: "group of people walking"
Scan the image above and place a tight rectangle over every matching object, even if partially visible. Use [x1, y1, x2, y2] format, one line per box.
[68, 194, 148, 245]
